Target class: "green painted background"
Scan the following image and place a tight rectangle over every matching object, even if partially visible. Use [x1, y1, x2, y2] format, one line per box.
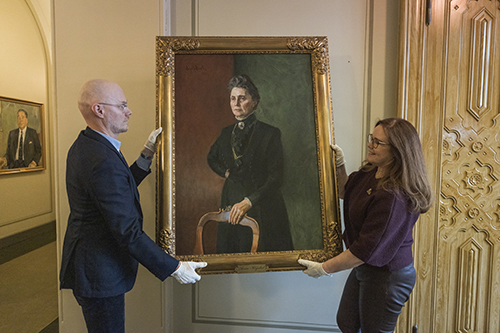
[234, 54, 322, 250]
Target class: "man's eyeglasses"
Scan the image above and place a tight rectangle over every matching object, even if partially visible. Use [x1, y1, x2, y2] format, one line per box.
[99, 103, 128, 111]
[367, 134, 390, 149]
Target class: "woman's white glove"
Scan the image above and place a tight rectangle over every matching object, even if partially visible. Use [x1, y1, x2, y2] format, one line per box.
[331, 144, 346, 167]
[144, 127, 163, 152]
[171, 261, 207, 284]
[298, 259, 332, 278]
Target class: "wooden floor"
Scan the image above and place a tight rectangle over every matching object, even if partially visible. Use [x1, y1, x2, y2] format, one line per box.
[0, 242, 58, 333]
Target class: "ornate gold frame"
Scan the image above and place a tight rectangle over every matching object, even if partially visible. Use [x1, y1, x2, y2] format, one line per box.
[155, 36, 342, 274]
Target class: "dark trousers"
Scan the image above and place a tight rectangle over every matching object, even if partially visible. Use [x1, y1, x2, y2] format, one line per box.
[337, 264, 416, 333]
[74, 292, 125, 333]
[11, 159, 28, 168]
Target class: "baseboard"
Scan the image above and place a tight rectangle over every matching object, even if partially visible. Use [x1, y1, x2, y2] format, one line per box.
[0, 221, 56, 265]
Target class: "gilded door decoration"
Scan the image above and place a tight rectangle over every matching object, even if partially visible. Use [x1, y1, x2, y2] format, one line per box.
[438, 0, 500, 332]
[399, 0, 500, 331]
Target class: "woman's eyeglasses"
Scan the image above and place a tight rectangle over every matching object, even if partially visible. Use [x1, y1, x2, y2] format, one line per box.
[367, 134, 390, 149]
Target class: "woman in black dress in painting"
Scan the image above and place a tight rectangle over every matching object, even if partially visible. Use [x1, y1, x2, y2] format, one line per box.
[207, 74, 293, 253]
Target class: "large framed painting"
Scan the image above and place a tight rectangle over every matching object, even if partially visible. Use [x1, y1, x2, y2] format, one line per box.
[156, 36, 342, 274]
[0, 96, 45, 175]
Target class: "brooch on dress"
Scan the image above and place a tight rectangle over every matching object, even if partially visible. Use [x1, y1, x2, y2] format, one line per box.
[367, 188, 372, 195]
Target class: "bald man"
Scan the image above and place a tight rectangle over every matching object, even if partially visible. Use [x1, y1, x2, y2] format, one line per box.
[60, 79, 206, 332]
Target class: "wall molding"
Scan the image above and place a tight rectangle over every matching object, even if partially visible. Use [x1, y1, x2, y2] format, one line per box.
[0, 220, 56, 264]
[192, 284, 341, 332]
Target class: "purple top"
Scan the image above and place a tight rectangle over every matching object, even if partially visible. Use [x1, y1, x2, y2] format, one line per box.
[343, 168, 419, 271]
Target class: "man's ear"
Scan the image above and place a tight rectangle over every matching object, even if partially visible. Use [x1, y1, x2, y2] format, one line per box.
[91, 103, 105, 118]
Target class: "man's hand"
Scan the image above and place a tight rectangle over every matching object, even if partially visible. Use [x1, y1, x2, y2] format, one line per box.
[144, 127, 163, 153]
[229, 198, 252, 224]
[298, 259, 331, 278]
[0, 157, 6, 168]
[331, 144, 346, 168]
[28, 161, 37, 168]
[171, 261, 207, 284]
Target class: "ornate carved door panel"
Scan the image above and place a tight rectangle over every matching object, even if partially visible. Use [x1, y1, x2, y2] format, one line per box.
[398, 0, 500, 332]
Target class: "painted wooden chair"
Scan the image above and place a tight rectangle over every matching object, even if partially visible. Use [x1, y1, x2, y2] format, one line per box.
[193, 208, 259, 255]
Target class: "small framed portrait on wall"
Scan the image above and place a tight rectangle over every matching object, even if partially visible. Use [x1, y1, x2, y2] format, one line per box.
[0, 96, 44, 175]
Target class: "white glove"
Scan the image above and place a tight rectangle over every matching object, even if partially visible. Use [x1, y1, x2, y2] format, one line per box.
[171, 261, 207, 284]
[331, 144, 346, 167]
[144, 127, 163, 152]
[298, 259, 331, 278]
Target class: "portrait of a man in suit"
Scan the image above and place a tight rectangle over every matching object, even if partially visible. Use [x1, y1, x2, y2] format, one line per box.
[0, 109, 42, 169]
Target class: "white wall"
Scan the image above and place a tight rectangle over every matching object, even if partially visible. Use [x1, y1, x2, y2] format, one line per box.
[52, 0, 399, 332]
[52, 1, 168, 332]
[0, 0, 55, 239]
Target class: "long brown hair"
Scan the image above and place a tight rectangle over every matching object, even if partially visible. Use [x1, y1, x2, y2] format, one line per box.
[362, 118, 433, 213]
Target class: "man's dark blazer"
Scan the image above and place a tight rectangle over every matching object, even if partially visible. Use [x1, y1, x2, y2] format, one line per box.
[60, 127, 179, 298]
[4, 127, 42, 168]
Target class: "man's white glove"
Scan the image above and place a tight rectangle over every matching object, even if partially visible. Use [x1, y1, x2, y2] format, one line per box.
[298, 259, 332, 278]
[144, 127, 163, 153]
[331, 144, 346, 167]
[171, 261, 207, 284]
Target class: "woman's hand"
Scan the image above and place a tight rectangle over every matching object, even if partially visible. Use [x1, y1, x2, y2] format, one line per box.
[229, 198, 252, 224]
[331, 143, 348, 199]
[331, 144, 346, 167]
[298, 259, 331, 278]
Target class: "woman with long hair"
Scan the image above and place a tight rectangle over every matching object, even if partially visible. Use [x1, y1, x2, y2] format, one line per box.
[299, 118, 433, 332]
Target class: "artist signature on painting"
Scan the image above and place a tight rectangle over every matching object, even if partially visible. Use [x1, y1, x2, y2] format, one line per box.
[185, 65, 206, 71]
